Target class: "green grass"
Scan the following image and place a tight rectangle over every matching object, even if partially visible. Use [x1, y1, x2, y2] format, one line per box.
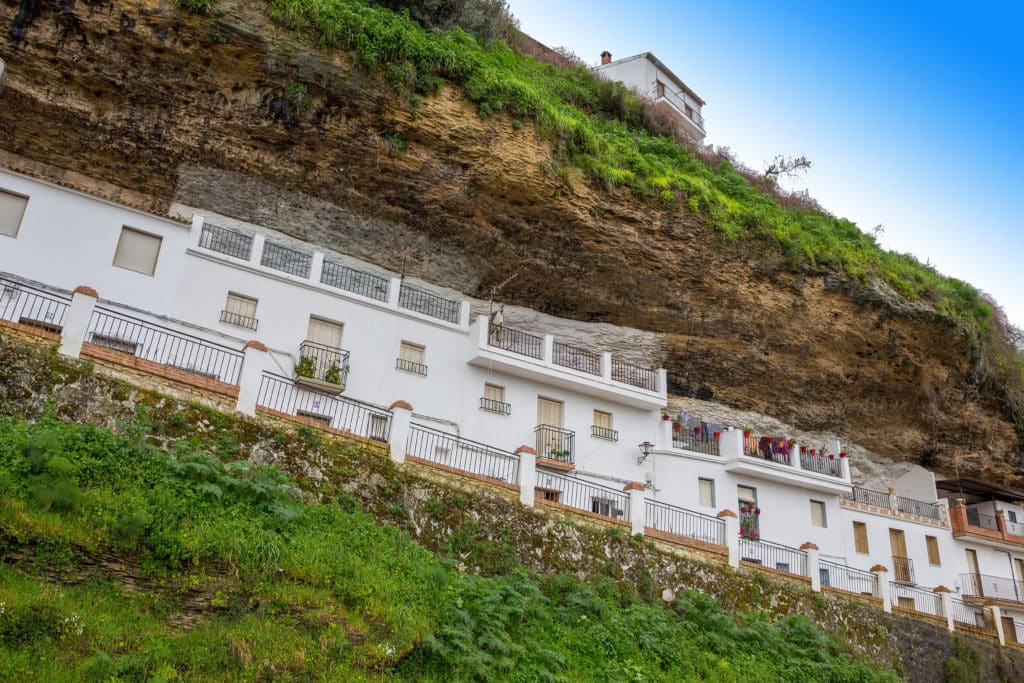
[0, 415, 898, 681]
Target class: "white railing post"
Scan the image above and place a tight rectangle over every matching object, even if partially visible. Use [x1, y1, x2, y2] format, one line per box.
[235, 341, 268, 416]
[718, 509, 739, 568]
[190, 214, 205, 248]
[542, 334, 554, 364]
[625, 482, 646, 536]
[987, 604, 1006, 645]
[791, 444, 803, 470]
[388, 278, 403, 309]
[841, 453, 852, 481]
[387, 400, 413, 465]
[888, 487, 899, 511]
[459, 300, 471, 327]
[719, 429, 743, 458]
[934, 587, 955, 632]
[310, 252, 324, 285]
[515, 445, 537, 507]
[872, 566, 891, 613]
[656, 416, 673, 450]
[600, 352, 612, 381]
[251, 234, 266, 266]
[58, 286, 99, 359]
[801, 542, 821, 591]
[656, 368, 668, 398]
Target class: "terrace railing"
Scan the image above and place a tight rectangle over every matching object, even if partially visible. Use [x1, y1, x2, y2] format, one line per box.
[799, 452, 844, 478]
[645, 498, 725, 547]
[395, 358, 428, 376]
[842, 487, 893, 509]
[738, 537, 807, 576]
[479, 397, 511, 415]
[220, 309, 258, 331]
[0, 279, 70, 333]
[296, 340, 350, 389]
[591, 425, 618, 442]
[890, 583, 943, 617]
[535, 425, 574, 464]
[256, 372, 391, 442]
[671, 430, 720, 456]
[87, 307, 244, 385]
[950, 597, 986, 629]
[819, 560, 877, 597]
[487, 324, 544, 359]
[320, 259, 389, 302]
[895, 495, 943, 521]
[406, 424, 519, 485]
[966, 508, 1000, 531]
[551, 341, 601, 375]
[261, 241, 312, 278]
[534, 470, 629, 521]
[198, 223, 253, 260]
[610, 359, 657, 391]
[892, 555, 916, 584]
[960, 573, 1024, 603]
[1005, 518, 1024, 537]
[398, 283, 460, 323]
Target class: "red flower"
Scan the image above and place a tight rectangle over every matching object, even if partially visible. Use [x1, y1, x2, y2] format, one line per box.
[740, 528, 746, 536]
[839, 452, 847, 458]
[713, 431, 721, 439]
[829, 454, 835, 460]
[743, 430, 751, 437]
[754, 508, 761, 515]
[810, 449, 817, 455]
[662, 414, 671, 421]
[800, 446, 807, 454]
[694, 426, 701, 435]
[673, 423, 681, 432]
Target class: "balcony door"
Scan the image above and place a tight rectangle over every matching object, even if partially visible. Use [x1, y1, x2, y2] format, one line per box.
[889, 529, 910, 582]
[537, 397, 564, 429]
[308, 317, 343, 348]
[965, 549, 982, 596]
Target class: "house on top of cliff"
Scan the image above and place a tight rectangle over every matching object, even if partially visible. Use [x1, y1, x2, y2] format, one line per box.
[594, 51, 706, 142]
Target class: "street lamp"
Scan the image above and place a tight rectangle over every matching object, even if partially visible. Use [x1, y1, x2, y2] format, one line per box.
[637, 441, 654, 464]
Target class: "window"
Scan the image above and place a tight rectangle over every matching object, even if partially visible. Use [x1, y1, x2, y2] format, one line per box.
[481, 383, 510, 414]
[296, 410, 331, 428]
[1009, 510, 1019, 524]
[698, 478, 715, 508]
[537, 487, 561, 503]
[591, 409, 617, 440]
[307, 317, 343, 348]
[853, 522, 869, 554]
[925, 536, 941, 566]
[484, 383, 505, 403]
[655, 80, 665, 98]
[810, 500, 827, 528]
[222, 292, 258, 329]
[685, 104, 695, 120]
[112, 227, 162, 276]
[369, 414, 389, 442]
[0, 189, 27, 238]
[397, 341, 427, 375]
[896, 596, 916, 611]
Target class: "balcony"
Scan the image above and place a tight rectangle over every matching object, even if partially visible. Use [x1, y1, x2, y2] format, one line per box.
[535, 425, 574, 468]
[294, 340, 350, 394]
[840, 487, 946, 526]
[891, 555, 916, 584]
[591, 425, 618, 442]
[961, 573, 1024, 605]
[468, 317, 666, 410]
[479, 397, 511, 415]
[220, 309, 258, 331]
[949, 502, 1024, 549]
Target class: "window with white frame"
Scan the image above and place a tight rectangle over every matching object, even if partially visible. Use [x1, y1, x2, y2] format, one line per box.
[698, 478, 715, 508]
[0, 189, 28, 238]
[810, 500, 827, 528]
[112, 226, 162, 276]
[222, 292, 258, 329]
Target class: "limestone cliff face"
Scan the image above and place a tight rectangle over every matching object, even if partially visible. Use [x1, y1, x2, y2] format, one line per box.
[1, 0, 1019, 481]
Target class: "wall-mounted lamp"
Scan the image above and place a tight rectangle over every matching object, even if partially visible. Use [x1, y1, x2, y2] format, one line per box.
[637, 441, 654, 465]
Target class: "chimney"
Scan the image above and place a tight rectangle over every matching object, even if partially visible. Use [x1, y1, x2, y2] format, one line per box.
[600, 51, 612, 66]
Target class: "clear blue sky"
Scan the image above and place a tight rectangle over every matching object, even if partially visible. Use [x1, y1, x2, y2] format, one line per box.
[508, 0, 1024, 328]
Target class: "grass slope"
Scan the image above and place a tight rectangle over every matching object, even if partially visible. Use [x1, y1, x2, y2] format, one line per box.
[0, 413, 897, 682]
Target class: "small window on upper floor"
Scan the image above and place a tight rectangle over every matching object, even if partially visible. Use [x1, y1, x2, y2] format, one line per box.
[810, 500, 827, 528]
[1008, 510, 1018, 524]
[685, 104, 695, 120]
[0, 189, 28, 238]
[853, 521, 869, 554]
[698, 478, 715, 508]
[397, 341, 427, 375]
[221, 292, 258, 330]
[113, 226, 162, 276]
[926, 535, 941, 566]
[656, 80, 666, 98]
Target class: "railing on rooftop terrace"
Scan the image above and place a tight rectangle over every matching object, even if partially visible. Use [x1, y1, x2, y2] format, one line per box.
[552, 340, 601, 375]
[960, 573, 1024, 603]
[738, 537, 807, 577]
[256, 372, 391, 442]
[87, 307, 244, 385]
[1006, 518, 1024, 536]
[896, 495, 943, 521]
[966, 508, 1000, 531]
[406, 423, 520, 485]
[819, 560, 877, 597]
[320, 259, 389, 302]
[799, 452, 844, 478]
[610, 359, 657, 391]
[198, 223, 253, 261]
[535, 425, 575, 464]
[890, 583, 943, 617]
[297, 340, 350, 389]
[842, 487, 892, 509]
[0, 278, 69, 333]
[398, 283, 460, 323]
[743, 439, 792, 465]
[488, 324, 544, 360]
[261, 241, 312, 278]
[671, 429, 720, 456]
[950, 597, 986, 629]
[645, 499, 724, 547]
[534, 470, 629, 522]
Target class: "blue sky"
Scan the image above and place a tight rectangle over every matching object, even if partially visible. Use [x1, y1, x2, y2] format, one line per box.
[508, 0, 1024, 328]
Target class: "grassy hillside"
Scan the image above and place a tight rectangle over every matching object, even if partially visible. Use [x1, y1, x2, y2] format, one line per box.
[0, 414, 897, 681]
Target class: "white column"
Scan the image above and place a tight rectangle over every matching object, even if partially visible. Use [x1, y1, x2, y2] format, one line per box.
[459, 300, 472, 327]
[387, 400, 413, 465]
[888, 487, 899, 510]
[58, 286, 99, 359]
[872, 566, 891, 613]
[656, 368, 668, 398]
[600, 352, 612, 381]
[791, 444, 803, 470]
[516, 446, 537, 507]
[656, 417, 673, 451]
[802, 542, 821, 591]
[190, 214, 205, 248]
[251, 234, 266, 266]
[935, 588, 955, 632]
[840, 454, 852, 481]
[542, 334, 554, 364]
[626, 483, 646, 536]
[235, 341, 268, 416]
[718, 510, 740, 568]
[388, 278, 403, 309]
[719, 429, 743, 458]
[310, 252, 325, 284]
[987, 604, 1006, 645]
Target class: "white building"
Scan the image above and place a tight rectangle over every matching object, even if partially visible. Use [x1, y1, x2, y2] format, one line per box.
[595, 51, 706, 141]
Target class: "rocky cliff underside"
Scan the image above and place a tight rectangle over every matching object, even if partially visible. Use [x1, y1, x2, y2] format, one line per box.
[1, 0, 1019, 483]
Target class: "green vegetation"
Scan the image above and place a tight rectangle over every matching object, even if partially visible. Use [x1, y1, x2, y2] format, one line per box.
[0, 415, 898, 681]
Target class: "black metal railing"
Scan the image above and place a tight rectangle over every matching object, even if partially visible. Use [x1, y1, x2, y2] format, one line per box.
[320, 259, 389, 302]
[891, 555, 916, 584]
[799, 452, 844, 478]
[591, 425, 618, 441]
[87, 307, 244, 385]
[260, 241, 312, 278]
[610, 359, 657, 391]
[950, 597, 986, 628]
[398, 283, 460, 323]
[819, 560, 877, 596]
[966, 508, 999, 531]
[198, 223, 253, 260]
[738, 537, 807, 576]
[395, 358, 428, 376]
[671, 429, 720, 456]
[534, 470, 629, 521]
[895, 495, 943, 520]
[256, 372, 392, 442]
[645, 499, 724, 546]
[743, 441, 792, 465]
[296, 340, 350, 388]
[890, 583, 943, 617]
[479, 397, 511, 415]
[220, 309, 259, 330]
[842, 487, 892, 509]
[552, 341, 601, 375]
[487, 324, 544, 359]
[535, 425, 574, 463]
[407, 424, 520, 484]
[0, 279, 70, 332]
[960, 573, 1024, 603]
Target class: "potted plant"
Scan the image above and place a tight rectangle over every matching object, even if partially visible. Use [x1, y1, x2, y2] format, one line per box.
[742, 428, 752, 437]
[294, 356, 316, 378]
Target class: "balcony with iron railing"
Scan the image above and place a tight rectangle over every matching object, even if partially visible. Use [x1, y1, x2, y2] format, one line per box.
[960, 573, 1024, 604]
[535, 425, 575, 467]
[840, 487, 946, 525]
[950, 502, 1024, 548]
[294, 340, 350, 393]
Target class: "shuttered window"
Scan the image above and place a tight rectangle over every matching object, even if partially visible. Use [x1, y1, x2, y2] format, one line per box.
[0, 189, 27, 238]
[925, 536, 941, 566]
[810, 500, 827, 528]
[307, 317, 343, 348]
[698, 478, 715, 508]
[593, 410, 612, 430]
[853, 522, 869, 554]
[484, 383, 505, 403]
[225, 293, 257, 318]
[113, 227, 162, 275]
[399, 341, 424, 364]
